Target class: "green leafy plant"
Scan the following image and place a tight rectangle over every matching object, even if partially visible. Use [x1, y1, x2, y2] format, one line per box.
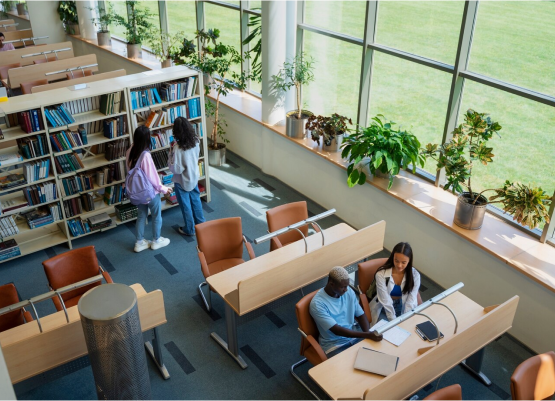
[306, 113, 352, 146]
[57, 1, 78, 33]
[241, 10, 261, 83]
[113, 1, 154, 45]
[271, 54, 315, 120]
[148, 28, 184, 63]
[1, 1, 17, 13]
[342, 115, 425, 189]
[89, 4, 117, 33]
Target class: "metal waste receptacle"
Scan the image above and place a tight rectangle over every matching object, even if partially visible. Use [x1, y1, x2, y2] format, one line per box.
[78, 283, 151, 400]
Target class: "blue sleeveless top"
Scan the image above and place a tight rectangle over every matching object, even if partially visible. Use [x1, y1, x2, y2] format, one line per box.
[390, 284, 402, 297]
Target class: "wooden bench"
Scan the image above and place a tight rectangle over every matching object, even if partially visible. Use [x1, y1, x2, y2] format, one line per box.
[32, 69, 126, 93]
[0, 42, 73, 68]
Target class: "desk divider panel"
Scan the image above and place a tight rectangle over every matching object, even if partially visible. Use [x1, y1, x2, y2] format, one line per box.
[0, 42, 74, 67]
[8, 54, 98, 88]
[32, 69, 127, 93]
[363, 296, 519, 400]
[237, 220, 386, 315]
[2, 29, 33, 47]
[0, 20, 16, 32]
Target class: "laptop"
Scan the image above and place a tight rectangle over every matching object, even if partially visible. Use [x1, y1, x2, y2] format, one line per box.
[353, 347, 399, 376]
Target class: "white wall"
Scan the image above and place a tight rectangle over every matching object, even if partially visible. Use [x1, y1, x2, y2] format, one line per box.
[27, 1, 66, 44]
[209, 100, 555, 354]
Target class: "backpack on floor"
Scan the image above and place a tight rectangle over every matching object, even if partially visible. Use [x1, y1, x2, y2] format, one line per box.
[126, 151, 157, 205]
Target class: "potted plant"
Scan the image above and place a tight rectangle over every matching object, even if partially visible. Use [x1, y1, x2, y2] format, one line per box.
[16, 0, 25, 16]
[57, 1, 79, 35]
[241, 9, 261, 84]
[1, 1, 17, 14]
[148, 28, 184, 68]
[175, 28, 253, 166]
[113, 0, 154, 59]
[306, 113, 352, 152]
[421, 109, 552, 230]
[271, 54, 315, 139]
[90, 4, 117, 47]
[342, 115, 425, 189]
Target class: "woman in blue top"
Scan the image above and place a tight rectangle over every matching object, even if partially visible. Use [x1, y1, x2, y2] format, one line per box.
[370, 242, 421, 327]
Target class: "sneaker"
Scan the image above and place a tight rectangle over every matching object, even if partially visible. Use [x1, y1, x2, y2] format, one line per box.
[150, 237, 170, 250]
[134, 240, 150, 253]
[178, 227, 195, 236]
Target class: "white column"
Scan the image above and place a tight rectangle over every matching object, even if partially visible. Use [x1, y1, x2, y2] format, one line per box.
[76, 0, 97, 41]
[284, 0, 297, 113]
[261, 1, 287, 126]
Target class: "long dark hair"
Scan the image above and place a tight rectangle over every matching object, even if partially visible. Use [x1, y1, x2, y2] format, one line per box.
[128, 125, 152, 169]
[377, 242, 414, 294]
[173, 116, 199, 151]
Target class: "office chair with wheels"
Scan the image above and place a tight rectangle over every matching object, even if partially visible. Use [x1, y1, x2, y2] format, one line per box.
[0, 283, 34, 333]
[265, 201, 320, 252]
[42, 245, 113, 311]
[20, 79, 47, 95]
[510, 351, 555, 400]
[66, 69, 93, 80]
[291, 290, 327, 400]
[195, 217, 255, 312]
[423, 384, 463, 400]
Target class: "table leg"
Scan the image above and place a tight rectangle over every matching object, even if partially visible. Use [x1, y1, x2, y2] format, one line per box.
[461, 348, 491, 386]
[210, 303, 248, 369]
[145, 326, 170, 379]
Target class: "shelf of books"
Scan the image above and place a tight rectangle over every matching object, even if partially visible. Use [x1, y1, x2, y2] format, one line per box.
[0, 66, 208, 263]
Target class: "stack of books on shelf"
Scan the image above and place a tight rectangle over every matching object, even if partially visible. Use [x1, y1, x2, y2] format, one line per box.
[0, 216, 19, 237]
[88, 212, 112, 231]
[0, 174, 26, 191]
[44, 105, 75, 128]
[130, 87, 162, 110]
[63, 197, 83, 218]
[99, 92, 123, 116]
[22, 205, 60, 229]
[142, 109, 167, 129]
[80, 192, 95, 212]
[104, 184, 126, 205]
[198, 160, 205, 177]
[0, 239, 21, 261]
[54, 152, 85, 174]
[104, 138, 128, 161]
[151, 130, 173, 150]
[103, 115, 127, 138]
[95, 161, 125, 186]
[166, 99, 201, 123]
[17, 109, 44, 133]
[62, 96, 100, 115]
[152, 149, 169, 170]
[0, 153, 23, 167]
[115, 203, 138, 222]
[164, 189, 178, 205]
[22, 182, 57, 206]
[158, 171, 173, 187]
[17, 134, 48, 159]
[23, 159, 51, 182]
[49, 130, 86, 152]
[160, 77, 198, 101]
[67, 218, 91, 237]
[0, 197, 28, 214]
[199, 183, 206, 196]
[61, 173, 94, 197]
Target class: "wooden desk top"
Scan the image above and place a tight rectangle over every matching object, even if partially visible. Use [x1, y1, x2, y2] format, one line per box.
[206, 223, 355, 298]
[309, 291, 485, 400]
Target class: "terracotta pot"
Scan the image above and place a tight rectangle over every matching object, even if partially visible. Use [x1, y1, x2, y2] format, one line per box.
[161, 59, 172, 68]
[16, 3, 26, 16]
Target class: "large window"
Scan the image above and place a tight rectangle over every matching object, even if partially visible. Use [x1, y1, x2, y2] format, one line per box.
[205, 3, 241, 76]
[135, 1, 160, 33]
[304, 1, 366, 39]
[167, 1, 197, 40]
[107, 1, 128, 41]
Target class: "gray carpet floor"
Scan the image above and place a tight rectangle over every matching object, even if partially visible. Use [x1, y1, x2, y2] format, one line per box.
[0, 151, 534, 400]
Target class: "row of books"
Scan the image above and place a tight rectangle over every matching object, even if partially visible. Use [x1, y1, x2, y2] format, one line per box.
[198, 160, 205, 177]
[68, 212, 113, 237]
[164, 189, 177, 205]
[61, 173, 95, 197]
[17, 109, 44, 134]
[62, 96, 101, 116]
[80, 192, 95, 212]
[103, 115, 127, 138]
[151, 130, 173, 150]
[22, 204, 62, 229]
[104, 139, 128, 161]
[23, 182, 57, 206]
[166, 99, 202, 123]
[160, 77, 198, 102]
[0, 197, 28, 215]
[17, 134, 48, 159]
[23, 159, 51, 182]
[64, 196, 87, 218]
[199, 183, 206, 196]
[95, 162, 125, 186]
[115, 203, 137, 222]
[67, 218, 92, 237]
[130, 87, 162, 110]
[142, 109, 168, 129]
[88, 213, 112, 231]
[104, 184, 126, 205]
[49, 129, 87, 153]
[44, 105, 75, 128]
[54, 152, 85, 174]
[0, 174, 26, 191]
[152, 149, 169, 170]
[0, 239, 21, 261]
[158, 171, 173, 186]
[0, 216, 19, 237]
[99, 92, 124, 116]
[0, 153, 23, 167]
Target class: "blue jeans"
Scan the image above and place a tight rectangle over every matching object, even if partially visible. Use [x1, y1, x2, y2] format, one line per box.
[136, 194, 162, 241]
[327, 337, 364, 358]
[174, 183, 205, 235]
[378, 298, 403, 322]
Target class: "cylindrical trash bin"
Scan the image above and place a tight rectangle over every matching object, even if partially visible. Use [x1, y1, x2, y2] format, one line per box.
[78, 283, 151, 400]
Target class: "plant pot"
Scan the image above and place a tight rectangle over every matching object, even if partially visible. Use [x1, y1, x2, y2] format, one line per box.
[16, 3, 26, 15]
[161, 59, 172, 69]
[374, 169, 391, 179]
[286, 110, 313, 139]
[67, 23, 80, 36]
[453, 192, 488, 230]
[127, 44, 142, 59]
[322, 134, 344, 152]
[208, 144, 226, 167]
[97, 31, 111, 47]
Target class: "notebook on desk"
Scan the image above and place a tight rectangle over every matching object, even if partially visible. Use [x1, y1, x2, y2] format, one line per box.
[354, 347, 399, 376]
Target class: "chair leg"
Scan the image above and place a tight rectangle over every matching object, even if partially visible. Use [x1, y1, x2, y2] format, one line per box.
[198, 281, 212, 312]
[291, 358, 320, 400]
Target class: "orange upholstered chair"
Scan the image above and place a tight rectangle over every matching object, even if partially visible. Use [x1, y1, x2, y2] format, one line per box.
[20, 79, 47, 94]
[42, 246, 113, 311]
[291, 290, 327, 399]
[358, 257, 423, 323]
[265, 201, 320, 252]
[511, 351, 555, 400]
[0, 283, 34, 333]
[66, 69, 93, 80]
[195, 217, 255, 311]
[424, 384, 463, 400]
[33, 56, 57, 64]
[0, 62, 21, 81]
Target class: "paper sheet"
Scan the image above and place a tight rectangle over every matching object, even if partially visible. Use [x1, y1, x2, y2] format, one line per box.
[372, 319, 411, 346]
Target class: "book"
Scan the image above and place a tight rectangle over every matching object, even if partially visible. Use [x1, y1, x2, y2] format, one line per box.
[0, 174, 26, 190]
[0, 153, 23, 166]
[1, 197, 29, 213]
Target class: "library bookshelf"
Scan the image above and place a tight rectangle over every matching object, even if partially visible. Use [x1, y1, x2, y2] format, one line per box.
[0, 66, 209, 263]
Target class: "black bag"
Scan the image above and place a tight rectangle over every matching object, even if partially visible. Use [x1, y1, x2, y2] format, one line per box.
[366, 273, 389, 301]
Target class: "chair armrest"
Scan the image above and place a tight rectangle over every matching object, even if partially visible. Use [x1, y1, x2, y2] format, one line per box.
[99, 266, 114, 284]
[306, 334, 328, 364]
[270, 237, 283, 249]
[23, 310, 33, 322]
[359, 293, 372, 323]
[243, 235, 256, 260]
[198, 251, 211, 279]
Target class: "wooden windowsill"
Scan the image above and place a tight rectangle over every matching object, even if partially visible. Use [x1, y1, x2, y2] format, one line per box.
[1, 10, 29, 21]
[208, 88, 555, 294]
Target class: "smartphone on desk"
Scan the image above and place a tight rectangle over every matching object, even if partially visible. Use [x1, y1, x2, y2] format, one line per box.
[415, 321, 444, 342]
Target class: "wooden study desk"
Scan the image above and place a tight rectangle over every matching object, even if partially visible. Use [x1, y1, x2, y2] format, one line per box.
[206, 221, 386, 368]
[309, 292, 519, 400]
[0, 283, 170, 384]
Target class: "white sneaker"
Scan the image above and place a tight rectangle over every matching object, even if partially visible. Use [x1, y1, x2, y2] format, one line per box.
[134, 240, 150, 253]
[150, 237, 170, 250]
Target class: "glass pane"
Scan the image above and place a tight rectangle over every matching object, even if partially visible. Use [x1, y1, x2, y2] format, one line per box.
[377, 1, 464, 64]
[368, 53, 452, 176]
[248, 1, 261, 11]
[246, 14, 262, 95]
[167, 1, 197, 39]
[459, 81, 555, 199]
[303, 31, 361, 122]
[470, 2, 555, 96]
[205, 4, 241, 77]
[134, 1, 160, 32]
[304, 1, 365, 39]
[107, 1, 128, 40]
